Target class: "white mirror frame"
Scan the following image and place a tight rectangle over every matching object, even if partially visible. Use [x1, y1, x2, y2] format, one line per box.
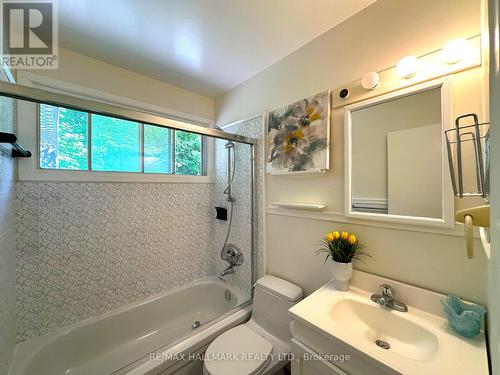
[344, 78, 455, 228]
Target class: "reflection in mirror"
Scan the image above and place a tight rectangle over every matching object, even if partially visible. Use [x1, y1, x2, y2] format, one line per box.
[350, 88, 442, 219]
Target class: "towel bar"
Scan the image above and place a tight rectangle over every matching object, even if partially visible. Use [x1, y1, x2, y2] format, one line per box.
[0, 132, 32, 158]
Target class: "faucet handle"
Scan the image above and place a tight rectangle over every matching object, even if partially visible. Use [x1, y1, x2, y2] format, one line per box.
[379, 284, 394, 298]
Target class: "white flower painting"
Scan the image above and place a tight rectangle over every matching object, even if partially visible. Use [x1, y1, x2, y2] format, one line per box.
[266, 91, 330, 173]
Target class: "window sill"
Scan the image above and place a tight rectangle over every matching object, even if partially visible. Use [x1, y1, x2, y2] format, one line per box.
[18, 166, 213, 184]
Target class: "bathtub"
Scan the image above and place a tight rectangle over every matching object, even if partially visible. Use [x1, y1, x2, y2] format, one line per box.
[10, 277, 251, 375]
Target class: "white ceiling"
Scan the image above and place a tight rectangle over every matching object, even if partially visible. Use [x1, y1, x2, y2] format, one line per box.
[58, 0, 376, 97]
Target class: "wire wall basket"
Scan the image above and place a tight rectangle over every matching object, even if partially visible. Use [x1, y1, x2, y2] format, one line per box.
[445, 113, 490, 199]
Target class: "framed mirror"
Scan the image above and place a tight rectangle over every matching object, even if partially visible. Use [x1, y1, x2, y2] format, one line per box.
[344, 78, 454, 228]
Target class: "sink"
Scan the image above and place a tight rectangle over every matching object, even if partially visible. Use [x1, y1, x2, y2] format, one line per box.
[288, 271, 488, 375]
[331, 299, 438, 361]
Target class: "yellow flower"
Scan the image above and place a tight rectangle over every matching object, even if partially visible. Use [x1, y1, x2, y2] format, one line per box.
[309, 112, 321, 122]
[341, 231, 349, 240]
[326, 232, 334, 242]
[284, 129, 305, 154]
[285, 129, 305, 142]
[303, 104, 322, 125]
[348, 235, 357, 245]
[332, 231, 340, 240]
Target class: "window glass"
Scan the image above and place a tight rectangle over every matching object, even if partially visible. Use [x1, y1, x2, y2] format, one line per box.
[144, 125, 173, 174]
[38, 104, 205, 176]
[175, 130, 202, 175]
[91, 115, 141, 172]
[39, 104, 88, 170]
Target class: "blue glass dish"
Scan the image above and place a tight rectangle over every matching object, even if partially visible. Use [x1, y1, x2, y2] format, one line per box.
[441, 295, 486, 338]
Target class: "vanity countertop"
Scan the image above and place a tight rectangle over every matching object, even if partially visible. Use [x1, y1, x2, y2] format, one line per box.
[288, 271, 489, 375]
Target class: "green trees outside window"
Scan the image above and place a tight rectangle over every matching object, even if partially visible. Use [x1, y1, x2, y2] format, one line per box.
[39, 105, 88, 170]
[144, 125, 173, 174]
[39, 104, 203, 176]
[175, 130, 202, 175]
[91, 115, 141, 172]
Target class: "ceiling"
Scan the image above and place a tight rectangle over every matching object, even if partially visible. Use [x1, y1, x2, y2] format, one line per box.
[58, 0, 376, 97]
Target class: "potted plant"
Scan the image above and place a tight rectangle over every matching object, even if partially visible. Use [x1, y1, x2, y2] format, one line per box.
[315, 231, 368, 291]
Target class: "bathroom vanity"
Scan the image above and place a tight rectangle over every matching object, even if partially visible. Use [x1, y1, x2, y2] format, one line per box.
[288, 271, 488, 375]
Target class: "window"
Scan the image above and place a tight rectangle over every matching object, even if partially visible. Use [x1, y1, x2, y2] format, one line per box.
[39, 105, 88, 170]
[174, 130, 202, 176]
[144, 125, 173, 174]
[91, 115, 141, 172]
[38, 104, 205, 176]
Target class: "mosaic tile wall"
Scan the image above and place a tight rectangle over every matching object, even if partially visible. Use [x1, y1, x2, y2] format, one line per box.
[16, 182, 215, 342]
[213, 116, 265, 293]
[0, 71, 17, 374]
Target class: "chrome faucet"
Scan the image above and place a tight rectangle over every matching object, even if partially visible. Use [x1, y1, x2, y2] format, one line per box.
[218, 244, 243, 280]
[371, 284, 408, 312]
[219, 264, 235, 279]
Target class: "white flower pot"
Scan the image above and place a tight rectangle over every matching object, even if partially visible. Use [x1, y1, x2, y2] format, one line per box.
[331, 261, 353, 291]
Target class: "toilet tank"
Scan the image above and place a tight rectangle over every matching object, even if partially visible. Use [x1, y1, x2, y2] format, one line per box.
[251, 275, 303, 342]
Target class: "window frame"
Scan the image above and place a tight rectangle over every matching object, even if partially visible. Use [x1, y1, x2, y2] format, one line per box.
[17, 72, 213, 183]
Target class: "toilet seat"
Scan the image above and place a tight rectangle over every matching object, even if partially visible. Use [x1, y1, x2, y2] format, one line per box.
[204, 325, 274, 375]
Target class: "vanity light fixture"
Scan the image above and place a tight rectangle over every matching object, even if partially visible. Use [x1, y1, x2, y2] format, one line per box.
[396, 56, 419, 78]
[361, 72, 380, 90]
[442, 38, 472, 64]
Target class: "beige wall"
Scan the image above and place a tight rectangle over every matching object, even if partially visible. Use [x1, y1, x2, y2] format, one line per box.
[25, 47, 214, 123]
[215, 0, 488, 304]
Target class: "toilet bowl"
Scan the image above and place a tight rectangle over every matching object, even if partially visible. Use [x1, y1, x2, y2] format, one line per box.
[203, 275, 303, 375]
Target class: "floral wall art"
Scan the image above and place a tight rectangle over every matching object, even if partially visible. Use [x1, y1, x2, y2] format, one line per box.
[266, 91, 330, 173]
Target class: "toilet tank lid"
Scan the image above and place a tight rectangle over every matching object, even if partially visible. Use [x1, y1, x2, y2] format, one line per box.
[255, 275, 303, 302]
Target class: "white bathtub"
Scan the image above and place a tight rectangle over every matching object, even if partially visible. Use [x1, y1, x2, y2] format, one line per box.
[10, 277, 251, 375]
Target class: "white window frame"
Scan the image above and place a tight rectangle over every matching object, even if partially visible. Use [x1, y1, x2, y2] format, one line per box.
[17, 72, 214, 183]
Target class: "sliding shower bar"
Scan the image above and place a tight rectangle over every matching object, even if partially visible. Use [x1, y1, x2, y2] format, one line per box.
[0, 80, 257, 145]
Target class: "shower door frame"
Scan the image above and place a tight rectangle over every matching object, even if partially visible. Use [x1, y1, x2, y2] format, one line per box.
[0, 80, 259, 294]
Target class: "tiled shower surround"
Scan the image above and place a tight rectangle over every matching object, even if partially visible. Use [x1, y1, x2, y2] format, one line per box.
[15, 115, 264, 343]
[0, 72, 17, 375]
[213, 116, 265, 293]
[16, 182, 214, 341]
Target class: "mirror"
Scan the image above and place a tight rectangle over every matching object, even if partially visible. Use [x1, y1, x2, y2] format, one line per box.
[345, 79, 454, 227]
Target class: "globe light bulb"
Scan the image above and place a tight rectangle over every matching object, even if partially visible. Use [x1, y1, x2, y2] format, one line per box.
[442, 38, 471, 64]
[396, 56, 419, 79]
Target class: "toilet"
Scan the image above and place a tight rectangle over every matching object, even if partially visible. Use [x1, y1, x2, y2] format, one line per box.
[203, 275, 303, 375]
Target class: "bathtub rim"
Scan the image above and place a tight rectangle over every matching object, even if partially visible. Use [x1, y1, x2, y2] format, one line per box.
[119, 303, 252, 375]
[10, 276, 251, 375]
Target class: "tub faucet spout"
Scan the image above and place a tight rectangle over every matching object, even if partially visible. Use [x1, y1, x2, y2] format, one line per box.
[218, 244, 243, 280]
[219, 265, 235, 280]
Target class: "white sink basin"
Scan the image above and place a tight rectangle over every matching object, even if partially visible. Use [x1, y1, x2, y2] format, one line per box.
[331, 299, 438, 361]
[289, 272, 488, 375]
